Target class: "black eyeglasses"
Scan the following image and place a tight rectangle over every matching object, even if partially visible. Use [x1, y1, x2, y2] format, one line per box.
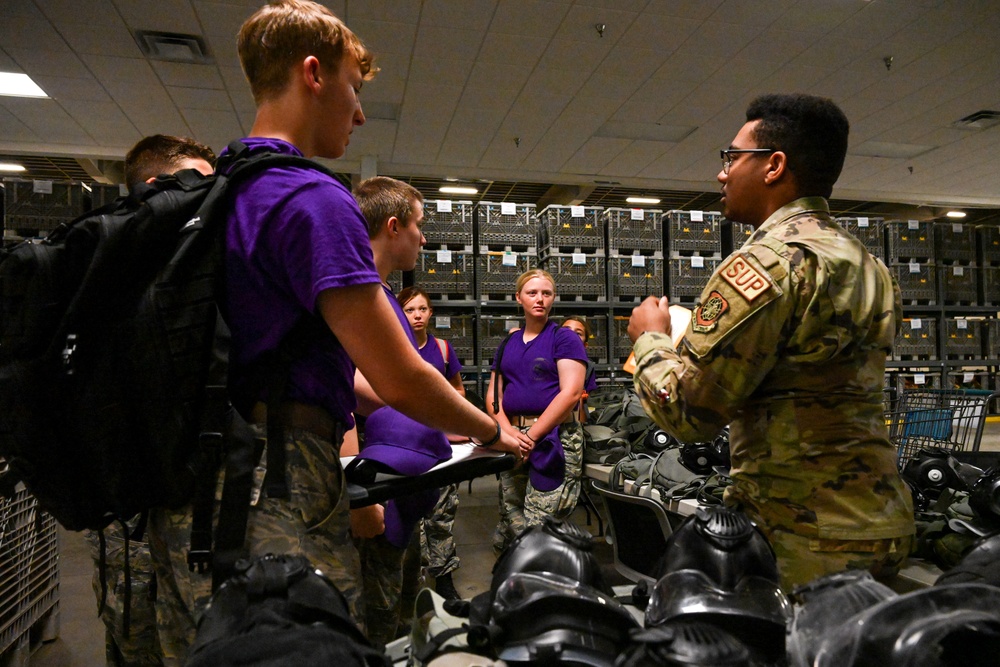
[720, 148, 776, 174]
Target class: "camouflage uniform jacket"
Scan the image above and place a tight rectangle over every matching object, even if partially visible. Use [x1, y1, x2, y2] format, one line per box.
[633, 197, 914, 541]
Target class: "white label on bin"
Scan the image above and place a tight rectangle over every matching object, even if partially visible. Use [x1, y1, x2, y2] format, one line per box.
[631, 208, 643, 220]
[119, 184, 129, 197]
[908, 219, 919, 230]
[436, 316, 451, 329]
[436, 249, 452, 263]
[572, 253, 586, 265]
[501, 202, 517, 215]
[691, 256, 705, 268]
[33, 180, 53, 194]
[953, 223, 963, 233]
[914, 373, 926, 385]
[858, 217, 869, 228]
[631, 254, 646, 267]
[954, 266, 964, 276]
[911, 318, 923, 330]
[957, 319, 968, 329]
[505, 320, 519, 331]
[691, 210, 704, 222]
[570, 206, 585, 218]
[909, 261, 920, 273]
[437, 200, 452, 213]
[502, 251, 517, 267]
[964, 372, 975, 384]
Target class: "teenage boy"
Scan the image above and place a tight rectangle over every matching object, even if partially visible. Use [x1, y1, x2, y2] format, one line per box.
[146, 3, 522, 664]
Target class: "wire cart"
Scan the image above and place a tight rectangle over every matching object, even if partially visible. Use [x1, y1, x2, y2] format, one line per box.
[885, 388, 1000, 467]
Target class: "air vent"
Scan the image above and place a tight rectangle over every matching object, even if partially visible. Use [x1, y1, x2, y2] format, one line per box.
[134, 30, 213, 64]
[952, 110, 1000, 131]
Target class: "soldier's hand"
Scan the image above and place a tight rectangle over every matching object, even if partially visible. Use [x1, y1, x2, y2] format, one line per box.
[492, 428, 528, 465]
[628, 296, 672, 343]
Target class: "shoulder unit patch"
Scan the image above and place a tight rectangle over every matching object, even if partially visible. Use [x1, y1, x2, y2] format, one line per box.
[692, 290, 729, 333]
[720, 253, 773, 302]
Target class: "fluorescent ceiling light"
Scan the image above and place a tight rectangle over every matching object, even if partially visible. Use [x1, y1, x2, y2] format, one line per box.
[0, 72, 48, 98]
[626, 196, 661, 205]
[439, 186, 477, 195]
[0, 162, 26, 173]
[945, 210, 967, 218]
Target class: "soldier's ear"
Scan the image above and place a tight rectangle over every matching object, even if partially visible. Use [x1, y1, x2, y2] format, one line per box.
[763, 151, 788, 185]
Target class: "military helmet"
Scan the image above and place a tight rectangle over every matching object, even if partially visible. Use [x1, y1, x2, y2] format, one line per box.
[617, 621, 753, 667]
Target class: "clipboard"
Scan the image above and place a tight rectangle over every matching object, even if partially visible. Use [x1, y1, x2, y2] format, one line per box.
[622, 304, 691, 374]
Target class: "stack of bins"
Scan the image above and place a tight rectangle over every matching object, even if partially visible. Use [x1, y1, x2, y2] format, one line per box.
[478, 314, 523, 373]
[475, 201, 538, 301]
[665, 210, 723, 306]
[605, 207, 664, 303]
[2, 178, 86, 238]
[885, 219, 937, 304]
[836, 215, 885, 260]
[606, 207, 663, 365]
[88, 182, 128, 210]
[893, 316, 938, 362]
[936, 221, 982, 362]
[537, 205, 606, 302]
[414, 199, 475, 301]
[722, 220, 754, 257]
[979, 224, 1000, 308]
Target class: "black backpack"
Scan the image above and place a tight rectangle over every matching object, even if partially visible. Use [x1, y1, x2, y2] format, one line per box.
[186, 553, 389, 667]
[0, 141, 333, 575]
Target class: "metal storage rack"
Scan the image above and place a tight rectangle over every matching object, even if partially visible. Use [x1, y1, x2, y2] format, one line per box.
[0, 482, 59, 664]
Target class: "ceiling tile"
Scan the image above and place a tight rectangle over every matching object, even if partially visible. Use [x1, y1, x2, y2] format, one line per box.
[59, 22, 142, 58]
[346, 1, 422, 24]
[8, 47, 93, 81]
[38, 0, 119, 24]
[408, 57, 474, 86]
[0, 15, 70, 50]
[467, 60, 531, 93]
[151, 61, 224, 88]
[178, 107, 240, 151]
[478, 32, 549, 67]
[114, 0, 202, 34]
[168, 86, 232, 111]
[490, 0, 570, 38]
[421, 0, 499, 31]
[4, 97, 88, 144]
[600, 139, 672, 178]
[33, 75, 112, 103]
[540, 38, 609, 71]
[562, 136, 631, 174]
[414, 26, 485, 60]
[0, 105, 37, 143]
[72, 100, 140, 146]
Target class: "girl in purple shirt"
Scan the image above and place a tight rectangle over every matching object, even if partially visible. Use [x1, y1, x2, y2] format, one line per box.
[486, 270, 588, 555]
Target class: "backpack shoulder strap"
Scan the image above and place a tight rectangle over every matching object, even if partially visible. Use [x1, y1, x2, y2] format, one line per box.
[491, 329, 518, 415]
[436, 337, 450, 376]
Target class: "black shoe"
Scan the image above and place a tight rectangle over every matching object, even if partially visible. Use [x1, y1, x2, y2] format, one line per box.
[435, 572, 461, 601]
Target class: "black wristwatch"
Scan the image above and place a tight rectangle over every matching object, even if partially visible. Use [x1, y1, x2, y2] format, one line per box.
[477, 419, 502, 448]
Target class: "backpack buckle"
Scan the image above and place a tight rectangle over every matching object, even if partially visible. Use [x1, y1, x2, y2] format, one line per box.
[188, 549, 212, 574]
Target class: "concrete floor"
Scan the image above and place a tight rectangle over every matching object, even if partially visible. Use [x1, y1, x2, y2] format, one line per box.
[20, 419, 1000, 666]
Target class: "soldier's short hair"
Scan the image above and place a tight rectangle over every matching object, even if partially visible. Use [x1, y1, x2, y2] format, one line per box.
[238, 0, 377, 105]
[124, 134, 216, 190]
[353, 176, 423, 240]
[746, 93, 849, 199]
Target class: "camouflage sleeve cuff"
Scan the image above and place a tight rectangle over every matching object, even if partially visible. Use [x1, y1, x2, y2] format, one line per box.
[633, 331, 675, 363]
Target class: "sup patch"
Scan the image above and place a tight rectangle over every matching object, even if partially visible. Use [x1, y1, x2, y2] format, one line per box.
[720, 254, 773, 301]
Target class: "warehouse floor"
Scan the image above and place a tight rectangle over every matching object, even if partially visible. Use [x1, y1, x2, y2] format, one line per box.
[24, 419, 1000, 667]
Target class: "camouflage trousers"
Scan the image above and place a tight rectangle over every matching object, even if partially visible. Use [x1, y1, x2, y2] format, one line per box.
[85, 522, 163, 667]
[146, 425, 360, 667]
[354, 526, 422, 650]
[492, 422, 584, 557]
[420, 484, 460, 578]
[764, 526, 914, 592]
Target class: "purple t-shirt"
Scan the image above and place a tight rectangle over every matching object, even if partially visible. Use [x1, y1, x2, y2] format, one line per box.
[223, 137, 380, 428]
[492, 321, 588, 415]
[386, 283, 417, 349]
[418, 334, 463, 379]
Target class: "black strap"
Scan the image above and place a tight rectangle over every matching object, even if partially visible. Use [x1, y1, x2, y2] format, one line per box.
[491, 330, 518, 415]
[211, 425, 263, 591]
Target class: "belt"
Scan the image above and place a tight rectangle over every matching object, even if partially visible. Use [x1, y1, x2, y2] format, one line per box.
[511, 413, 575, 428]
[251, 401, 342, 441]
